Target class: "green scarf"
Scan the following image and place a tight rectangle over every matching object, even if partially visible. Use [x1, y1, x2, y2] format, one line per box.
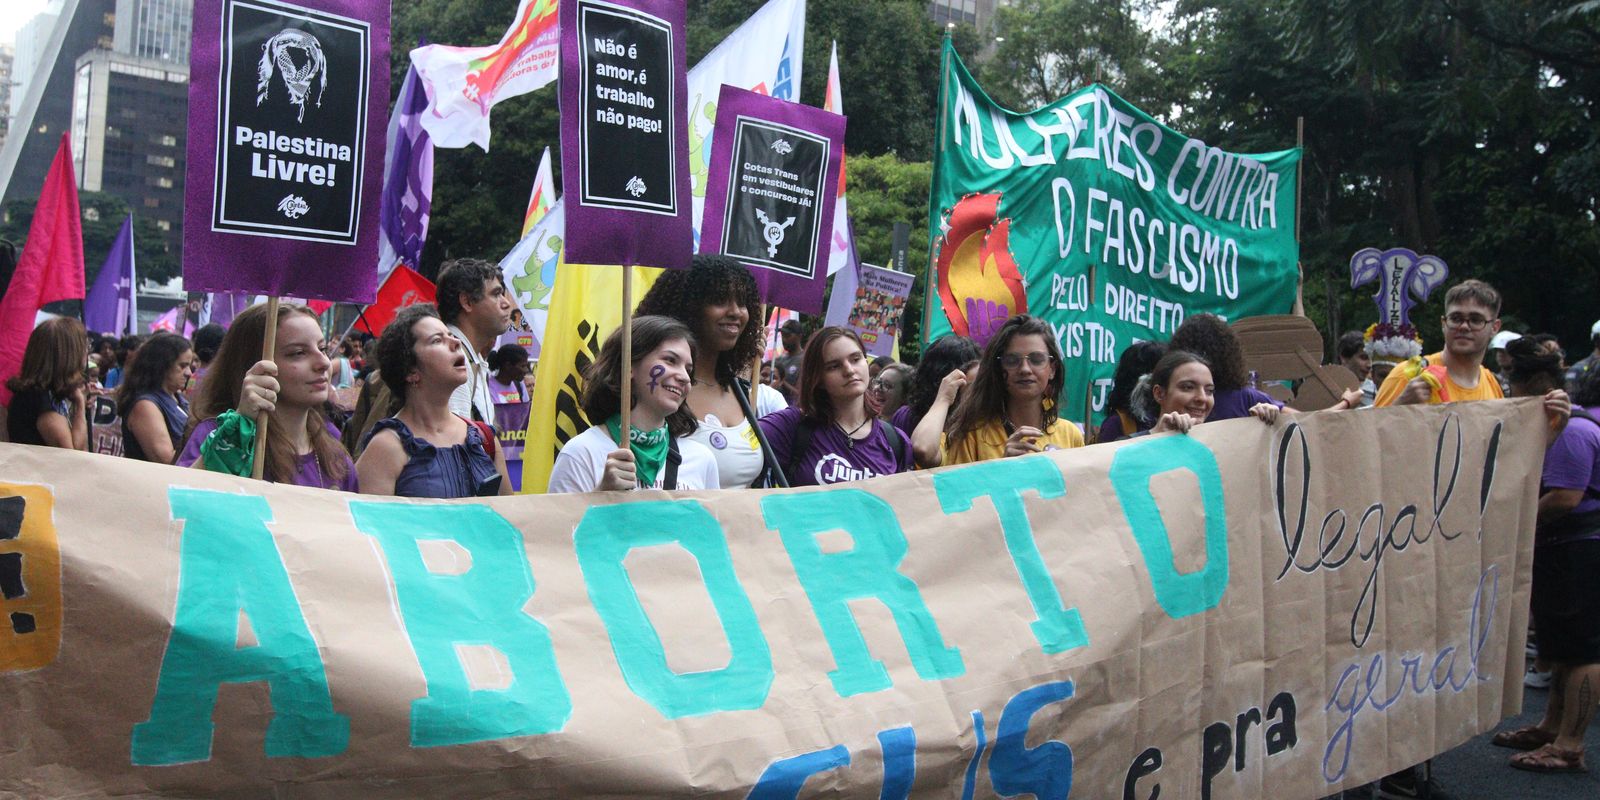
[605, 415, 670, 488]
[198, 409, 256, 477]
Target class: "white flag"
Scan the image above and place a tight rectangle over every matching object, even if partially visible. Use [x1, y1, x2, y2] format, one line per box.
[410, 0, 560, 151]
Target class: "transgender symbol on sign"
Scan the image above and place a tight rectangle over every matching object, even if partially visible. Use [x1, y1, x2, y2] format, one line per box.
[257, 29, 328, 123]
[756, 209, 795, 258]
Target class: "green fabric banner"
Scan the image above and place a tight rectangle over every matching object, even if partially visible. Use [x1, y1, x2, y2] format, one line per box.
[925, 41, 1300, 429]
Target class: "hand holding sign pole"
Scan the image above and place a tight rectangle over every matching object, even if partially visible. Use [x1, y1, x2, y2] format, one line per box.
[559, 0, 691, 441]
[185, 0, 389, 477]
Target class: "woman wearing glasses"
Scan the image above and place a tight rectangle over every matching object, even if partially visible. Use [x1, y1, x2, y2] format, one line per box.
[912, 315, 1083, 467]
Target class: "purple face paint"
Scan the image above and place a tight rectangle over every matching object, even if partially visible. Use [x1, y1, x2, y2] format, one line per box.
[647, 364, 665, 392]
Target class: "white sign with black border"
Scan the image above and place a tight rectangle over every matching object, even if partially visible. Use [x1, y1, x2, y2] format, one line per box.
[718, 116, 829, 279]
[575, 0, 678, 216]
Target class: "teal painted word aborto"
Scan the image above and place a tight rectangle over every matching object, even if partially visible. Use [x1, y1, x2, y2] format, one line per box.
[761, 489, 965, 697]
[350, 501, 571, 747]
[1110, 435, 1230, 618]
[573, 499, 774, 719]
[934, 458, 1090, 654]
[131, 489, 348, 766]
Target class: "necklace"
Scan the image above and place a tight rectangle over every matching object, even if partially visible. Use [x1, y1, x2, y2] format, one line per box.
[837, 417, 871, 448]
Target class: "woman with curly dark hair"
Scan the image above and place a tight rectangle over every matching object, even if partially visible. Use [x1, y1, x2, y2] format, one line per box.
[1167, 313, 1291, 421]
[912, 314, 1083, 467]
[633, 254, 787, 488]
[116, 331, 194, 464]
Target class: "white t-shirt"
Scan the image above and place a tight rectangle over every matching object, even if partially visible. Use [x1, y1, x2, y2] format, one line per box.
[447, 324, 495, 424]
[547, 425, 720, 493]
[683, 383, 786, 489]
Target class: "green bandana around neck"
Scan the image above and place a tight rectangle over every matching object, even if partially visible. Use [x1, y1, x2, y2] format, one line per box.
[605, 415, 670, 488]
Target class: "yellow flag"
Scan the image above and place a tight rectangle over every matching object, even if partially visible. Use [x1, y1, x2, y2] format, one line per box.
[520, 261, 661, 493]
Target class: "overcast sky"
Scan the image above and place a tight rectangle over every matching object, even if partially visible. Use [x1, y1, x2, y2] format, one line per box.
[0, 1, 52, 48]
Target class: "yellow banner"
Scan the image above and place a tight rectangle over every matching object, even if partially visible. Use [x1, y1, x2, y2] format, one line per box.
[0, 401, 1543, 798]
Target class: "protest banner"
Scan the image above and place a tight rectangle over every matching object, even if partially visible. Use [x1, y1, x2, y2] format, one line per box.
[354, 265, 436, 336]
[559, 0, 692, 271]
[0, 134, 82, 407]
[375, 64, 433, 279]
[183, 0, 389, 304]
[0, 401, 1543, 797]
[841, 263, 915, 358]
[87, 395, 123, 457]
[925, 40, 1299, 429]
[701, 86, 845, 314]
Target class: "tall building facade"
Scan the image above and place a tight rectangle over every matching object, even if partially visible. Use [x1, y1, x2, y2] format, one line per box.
[0, 0, 191, 252]
[928, 0, 1000, 30]
[0, 45, 14, 150]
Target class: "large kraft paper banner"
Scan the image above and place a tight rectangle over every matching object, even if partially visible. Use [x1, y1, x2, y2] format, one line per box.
[0, 401, 1541, 798]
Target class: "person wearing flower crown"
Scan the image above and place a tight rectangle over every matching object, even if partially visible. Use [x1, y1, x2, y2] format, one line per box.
[1373, 280, 1570, 433]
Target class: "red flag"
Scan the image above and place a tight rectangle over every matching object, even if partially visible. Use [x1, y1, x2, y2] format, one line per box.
[0, 134, 84, 405]
[355, 265, 435, 335]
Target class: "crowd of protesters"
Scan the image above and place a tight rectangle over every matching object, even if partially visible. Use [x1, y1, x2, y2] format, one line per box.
[2, 255, 1596, 785]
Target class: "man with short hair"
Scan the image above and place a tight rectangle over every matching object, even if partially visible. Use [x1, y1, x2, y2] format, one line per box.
[1566, 320, 1600, 394]
[1376, 279, 1510, 407]
[774, 319, 804, 405]
[435, 258, 514, 424]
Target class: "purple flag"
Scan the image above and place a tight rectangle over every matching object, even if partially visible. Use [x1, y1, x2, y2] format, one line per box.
[558, 0, 692, 270]
[377, 64, 433, 277]
[204, 292, 253, 328]
[84, 216, 136, 336]
[183, 0, 390, 304]
[700, 85, 846, 313]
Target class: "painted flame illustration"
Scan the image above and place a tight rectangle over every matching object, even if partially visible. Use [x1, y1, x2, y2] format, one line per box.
[935, 193, 1026, 343]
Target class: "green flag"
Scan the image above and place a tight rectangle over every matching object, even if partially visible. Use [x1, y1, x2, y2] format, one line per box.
[925, 40, 1300, 430]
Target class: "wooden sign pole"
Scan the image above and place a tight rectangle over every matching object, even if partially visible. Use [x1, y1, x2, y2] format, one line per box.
[249, 296, 279, 480]
[620, 267, 633, 437]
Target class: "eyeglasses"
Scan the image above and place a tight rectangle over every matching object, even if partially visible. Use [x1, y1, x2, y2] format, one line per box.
[999, 352, 1051, 370]
[1442, 313, 1494, 331]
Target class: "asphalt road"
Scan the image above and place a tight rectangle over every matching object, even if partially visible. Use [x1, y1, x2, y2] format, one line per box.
[1319, 678, 1599, 799]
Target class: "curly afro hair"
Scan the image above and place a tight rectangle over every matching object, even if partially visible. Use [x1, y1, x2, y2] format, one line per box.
[634, 254, 764, 386]
[1168, 313, 1249, 392]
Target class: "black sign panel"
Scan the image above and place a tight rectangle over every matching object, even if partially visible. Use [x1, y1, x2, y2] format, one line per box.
[212, 0, 370, 244]
[576, 1, 677, 215]
[719, 117, 828, 278]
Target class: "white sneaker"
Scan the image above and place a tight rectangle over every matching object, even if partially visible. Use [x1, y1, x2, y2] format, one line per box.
[1524, 668, 1553, 689]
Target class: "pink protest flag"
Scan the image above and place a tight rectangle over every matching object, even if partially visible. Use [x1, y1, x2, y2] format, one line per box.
[521, 146, 556, 236]
[148, 306, 182, 333]
[411, 0, 560, 151]
[823, 41, 850, 277]
[0, 134, 85, 406]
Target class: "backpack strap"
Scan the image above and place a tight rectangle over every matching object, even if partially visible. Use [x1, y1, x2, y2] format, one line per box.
[788, 417, 816, 486]
[878, 420, 907, 473]
[467, 418, 497, 459]
[663, 436, 682, 491]
[733, 377, 790, 488]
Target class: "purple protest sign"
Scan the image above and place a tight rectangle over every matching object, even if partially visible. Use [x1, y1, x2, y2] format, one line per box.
[701, 85, 846, 313]
[183, 0, 389, 304]
[559, 0, 691, 270]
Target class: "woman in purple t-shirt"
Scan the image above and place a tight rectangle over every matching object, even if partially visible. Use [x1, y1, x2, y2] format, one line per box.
[178, 303, 358, 491]
[759, 327, 912, 487]
[1495, 337, 1599, 773]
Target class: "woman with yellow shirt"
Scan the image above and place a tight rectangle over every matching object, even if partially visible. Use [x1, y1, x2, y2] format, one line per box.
[912, 315, 1083, 467]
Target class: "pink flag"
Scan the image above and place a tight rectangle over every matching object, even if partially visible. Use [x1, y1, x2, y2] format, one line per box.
[521, 146, 556, 236]
[823, 41, 850, 278]
[0, 134, 84, 406]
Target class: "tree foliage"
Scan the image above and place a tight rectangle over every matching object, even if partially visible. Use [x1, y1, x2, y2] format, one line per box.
[0, 191, 179, 302]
